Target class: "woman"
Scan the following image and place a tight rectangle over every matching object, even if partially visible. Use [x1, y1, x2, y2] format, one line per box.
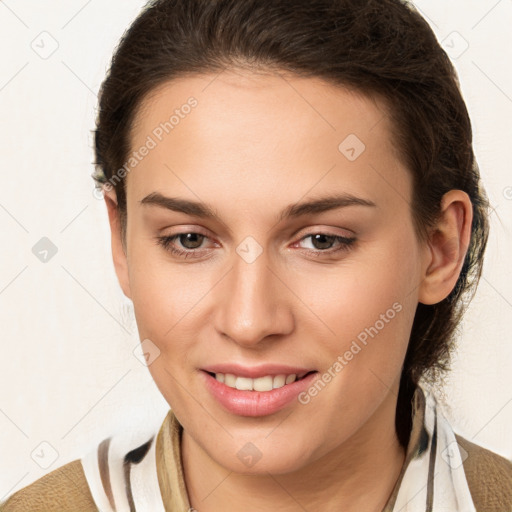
[2, 0, 511, 510]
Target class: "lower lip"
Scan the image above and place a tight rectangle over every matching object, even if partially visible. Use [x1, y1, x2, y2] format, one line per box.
[201, 371, 319, 417]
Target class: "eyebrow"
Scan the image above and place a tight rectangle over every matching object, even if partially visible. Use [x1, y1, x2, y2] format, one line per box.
[140, 192, 376, 222]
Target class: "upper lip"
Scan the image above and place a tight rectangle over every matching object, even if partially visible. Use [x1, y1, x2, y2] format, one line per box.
[201, 363, 316, 379]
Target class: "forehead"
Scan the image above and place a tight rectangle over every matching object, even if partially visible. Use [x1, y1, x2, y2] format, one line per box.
[126, 70, 410, 211]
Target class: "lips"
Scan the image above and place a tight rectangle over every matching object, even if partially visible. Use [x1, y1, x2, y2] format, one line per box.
[200, 364, 319, 416]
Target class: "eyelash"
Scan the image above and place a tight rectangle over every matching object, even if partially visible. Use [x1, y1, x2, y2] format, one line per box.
[156, 232, 356, 259]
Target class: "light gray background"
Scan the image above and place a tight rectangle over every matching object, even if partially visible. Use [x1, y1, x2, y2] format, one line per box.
[1, 0, 511, 498]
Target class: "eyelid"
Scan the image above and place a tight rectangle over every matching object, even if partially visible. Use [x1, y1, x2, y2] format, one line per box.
[160, 223, 209, 234]
[159, 225, 215, 242]
[292, 232, 356, 253]
[292, 225, 355, 242]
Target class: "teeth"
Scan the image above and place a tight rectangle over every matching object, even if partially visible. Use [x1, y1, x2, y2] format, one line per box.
[285, 374, 296, 385]
[224, 374, 236, 387]
[253, 375, 273, 391]
[235, 377, 253, 391]
[215, 373, 299, 391]
[273, 374, 286, 388]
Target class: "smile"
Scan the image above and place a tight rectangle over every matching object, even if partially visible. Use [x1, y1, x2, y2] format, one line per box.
[211, 372, 314, 391]
[201, 367, 319, 417]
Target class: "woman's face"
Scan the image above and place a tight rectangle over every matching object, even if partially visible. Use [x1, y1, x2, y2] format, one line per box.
[116, 70, 429, 473]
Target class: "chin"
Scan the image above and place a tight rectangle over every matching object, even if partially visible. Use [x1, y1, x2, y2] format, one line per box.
[200, 430, 319, 475]
[218, 446, 314, 475]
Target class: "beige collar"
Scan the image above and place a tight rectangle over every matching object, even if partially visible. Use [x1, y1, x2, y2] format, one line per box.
[155, 408, 192, 511]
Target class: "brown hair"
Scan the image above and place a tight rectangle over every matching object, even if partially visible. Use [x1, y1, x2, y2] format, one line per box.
[92, 0, 489, 446]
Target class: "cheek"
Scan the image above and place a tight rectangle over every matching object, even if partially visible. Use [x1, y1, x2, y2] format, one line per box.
[127, 246, 197, 354]
[127, 250, 203, 404]
[318, 232, 419, 334]
[314, 230, 421, 380]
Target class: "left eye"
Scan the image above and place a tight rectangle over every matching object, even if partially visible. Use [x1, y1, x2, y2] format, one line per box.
[156, 232, 210, 258]
[298, 233, 354, 251]
[169, 232, 206, 250]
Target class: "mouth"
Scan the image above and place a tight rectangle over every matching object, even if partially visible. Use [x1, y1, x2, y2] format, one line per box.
[200, 367, 319, 417]
[204, 370, 317, 391]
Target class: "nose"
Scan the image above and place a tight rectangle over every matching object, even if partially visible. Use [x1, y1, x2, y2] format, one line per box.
[213, 245, 295, 348]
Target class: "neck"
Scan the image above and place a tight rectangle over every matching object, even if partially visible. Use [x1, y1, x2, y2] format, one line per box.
[181, 389, 406, 512]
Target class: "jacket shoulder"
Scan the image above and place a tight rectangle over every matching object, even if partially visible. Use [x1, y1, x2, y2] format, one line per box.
[0, 459, 97, 512]
[456, 434, 512, 512]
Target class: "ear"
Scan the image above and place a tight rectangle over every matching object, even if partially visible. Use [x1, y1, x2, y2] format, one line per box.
[418, 190, 473, 305]
[103, 186, 132, 299]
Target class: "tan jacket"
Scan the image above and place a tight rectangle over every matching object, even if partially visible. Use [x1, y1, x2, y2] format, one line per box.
[2, 409, 512, 511]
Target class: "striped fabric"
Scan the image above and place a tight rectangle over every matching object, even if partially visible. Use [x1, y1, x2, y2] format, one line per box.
[79, 384, 476, 512]
[387, 387, 477, 511]
[81, 429, 168, 512]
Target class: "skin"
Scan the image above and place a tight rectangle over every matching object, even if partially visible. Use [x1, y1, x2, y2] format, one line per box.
[103, 69, 472, 511]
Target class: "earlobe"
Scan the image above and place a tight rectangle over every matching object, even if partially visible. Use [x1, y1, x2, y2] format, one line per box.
[103, 186, 132, 299]
[418, 190, 473, 305]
